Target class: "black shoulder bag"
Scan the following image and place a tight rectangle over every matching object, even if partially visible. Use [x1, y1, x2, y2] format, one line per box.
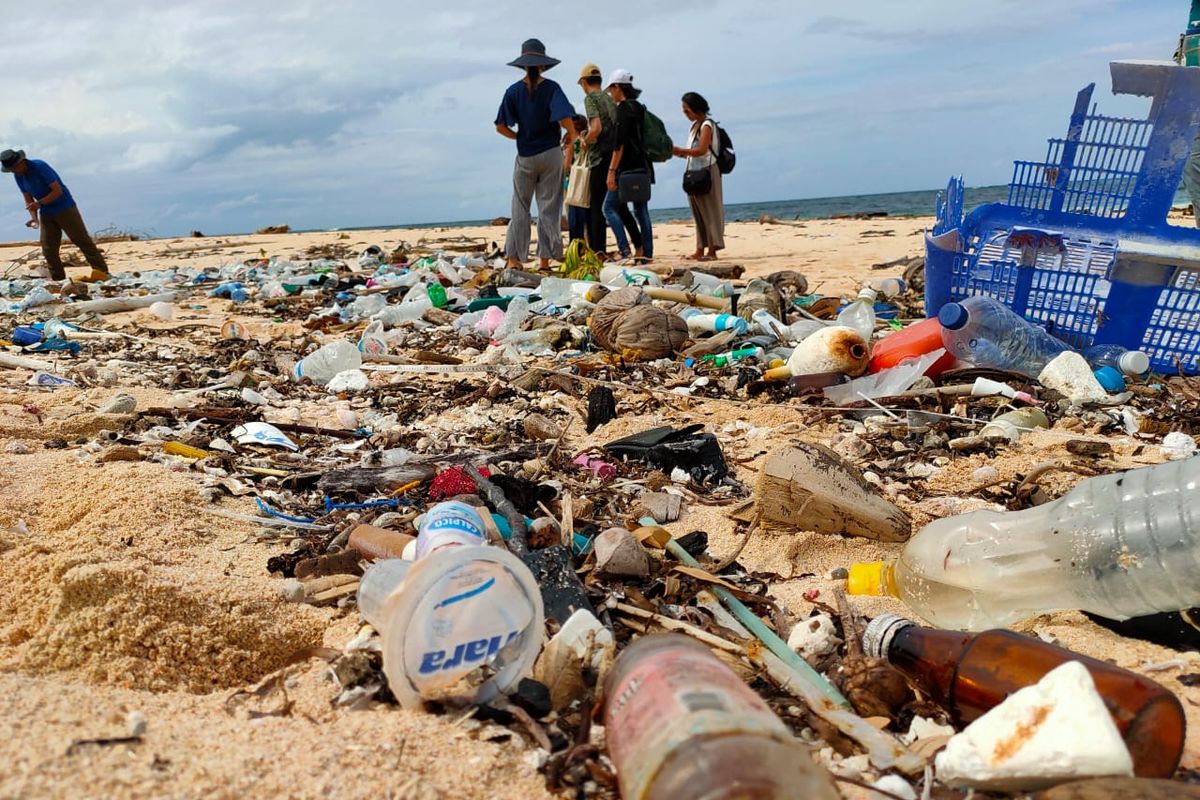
[682, 121, 714, 196]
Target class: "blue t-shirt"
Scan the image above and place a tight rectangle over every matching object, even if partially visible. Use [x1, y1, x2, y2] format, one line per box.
[495, 79, 575, 158]
[14, 159, 76, 217]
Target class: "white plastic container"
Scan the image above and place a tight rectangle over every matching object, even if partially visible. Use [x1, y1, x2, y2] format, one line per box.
[357, 546, 544, 710]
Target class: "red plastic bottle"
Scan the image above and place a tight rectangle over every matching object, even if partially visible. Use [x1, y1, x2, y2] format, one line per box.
[868, 316, 956, 376]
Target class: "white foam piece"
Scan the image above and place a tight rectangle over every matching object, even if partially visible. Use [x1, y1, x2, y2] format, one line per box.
[935, 661, 1133, 792]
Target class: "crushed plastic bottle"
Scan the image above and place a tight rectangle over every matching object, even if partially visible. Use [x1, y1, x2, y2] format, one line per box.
[836, 288, 878, 340]
[293, 340, 363, 385]
[604, 634, 840, 800]
[938, 296, 1070, 377]
[1082, 344, 1151, 377]
[848, 457, 1200, 629]
[868, 277, 907, 298]
[492, 295, 530, 340]
[600, 264, 662, 288]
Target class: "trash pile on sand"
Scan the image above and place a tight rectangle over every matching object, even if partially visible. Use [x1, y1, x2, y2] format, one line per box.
[1, 236, 1199, 800]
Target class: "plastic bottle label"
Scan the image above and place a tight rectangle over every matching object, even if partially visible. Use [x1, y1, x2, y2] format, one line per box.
[606, 648, 790, 797]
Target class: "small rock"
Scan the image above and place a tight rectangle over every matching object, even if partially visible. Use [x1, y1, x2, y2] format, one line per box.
[787, 613, 842, 664]
[674, 530, 708, 556]
[5, 441, 31, 454]
[870, 775, 916, 800]
[594, 528, 651, 578]
[510, 678, 552, 719]
[97, 393, 137, 415]
[99, 446, 143, 463]
[1161, 431, 1198, 461]
[633, 491, 683, 523]
[523, 413, 562, 441]
[1038, 352, 1109, 403]
[935, 661, 1133, 792]
[126, 710, 147, 738]
[327, 369, 369, 393]
[972, 466, 1000, 484]
[829, 567, 849, 580]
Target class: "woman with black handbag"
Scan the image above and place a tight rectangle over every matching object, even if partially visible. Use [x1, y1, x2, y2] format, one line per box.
[603, 69, 654, 263]
[672, 92, 724, 261]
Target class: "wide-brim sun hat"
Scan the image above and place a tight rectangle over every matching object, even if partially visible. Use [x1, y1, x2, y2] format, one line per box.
[606, 68, 634, 88]
[0, 149, 25, 173]
[508, 39, 560, 69]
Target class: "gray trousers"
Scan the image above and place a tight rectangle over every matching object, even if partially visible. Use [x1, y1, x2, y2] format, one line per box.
[41, 205, 109, 280]
[505, 147, 564, 261]
[1186, 134, 1200, 228]
[688, 163, 726, 251]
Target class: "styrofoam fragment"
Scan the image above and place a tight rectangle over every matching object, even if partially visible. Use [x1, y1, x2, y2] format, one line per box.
[935, 661, 1133, 792]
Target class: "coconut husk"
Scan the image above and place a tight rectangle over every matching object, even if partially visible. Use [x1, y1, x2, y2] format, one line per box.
[609, 305, 688, 361]
[590, 286, 650, 352]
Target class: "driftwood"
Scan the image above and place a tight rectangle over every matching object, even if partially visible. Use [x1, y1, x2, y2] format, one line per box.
[0, 352, 55, 371]
[59, 291, 181, 318]
[141, 407, 361, 440]
[317, 464, 437, 495]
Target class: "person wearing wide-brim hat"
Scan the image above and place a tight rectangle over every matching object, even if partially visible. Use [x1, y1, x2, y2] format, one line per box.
[494, 38, 578, 269]
[1, 148, 111, 282]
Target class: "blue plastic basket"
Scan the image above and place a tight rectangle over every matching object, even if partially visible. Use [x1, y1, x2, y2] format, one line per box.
[926, 61, 1200, 375]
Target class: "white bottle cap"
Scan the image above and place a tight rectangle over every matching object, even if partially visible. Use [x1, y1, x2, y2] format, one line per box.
[857, 288, 878, 302]
[1118, 351, 1150, 376]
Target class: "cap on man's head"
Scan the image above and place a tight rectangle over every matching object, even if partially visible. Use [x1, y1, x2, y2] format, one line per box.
[0, 149, 25, 173]
[579, 63, 602, 81]
[606, 68, 634, 88]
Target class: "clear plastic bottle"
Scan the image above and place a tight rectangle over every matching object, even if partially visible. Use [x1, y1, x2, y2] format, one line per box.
[1082, 344, 1151, 377]
[600, 264, 662, 288]
[847, 457, 1200, 630]
[836, 288, 878, 340]
[938, 296, 1069, 377]
[604, 634, 839, 800]
[868, 277, 907, 299]
[492, 295, 530, 340]
[293, 340, 363, 384]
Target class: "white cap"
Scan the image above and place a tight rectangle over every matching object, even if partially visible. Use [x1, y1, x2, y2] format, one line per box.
[606, 68, 634, 87]
[1118, 350, 1150, 376]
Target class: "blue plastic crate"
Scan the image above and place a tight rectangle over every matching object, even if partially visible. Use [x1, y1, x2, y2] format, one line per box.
[926, 61, 1200, 375]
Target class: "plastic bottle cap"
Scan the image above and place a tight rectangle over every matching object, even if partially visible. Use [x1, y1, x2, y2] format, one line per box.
[1119, 351, 1150, 376]
[1093, 366, 1126, 393]
[937, 302, 969, 331]
[846, 561, 887, 596]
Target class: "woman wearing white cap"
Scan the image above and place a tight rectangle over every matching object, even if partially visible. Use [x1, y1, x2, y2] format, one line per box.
[603, 69, 654, 263]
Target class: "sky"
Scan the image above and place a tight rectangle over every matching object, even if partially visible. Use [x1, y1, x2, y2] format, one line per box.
[0, 0, 1191, 239]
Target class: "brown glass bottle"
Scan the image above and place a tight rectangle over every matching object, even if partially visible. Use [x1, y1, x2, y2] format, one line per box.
[864, 614, 1186, 779]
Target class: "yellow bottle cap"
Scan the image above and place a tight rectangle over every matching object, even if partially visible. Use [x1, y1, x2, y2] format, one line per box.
[846, 561, 887, 596]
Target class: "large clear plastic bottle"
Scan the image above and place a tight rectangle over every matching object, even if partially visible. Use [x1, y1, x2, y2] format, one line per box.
[836, 288, 878, 340]
[1082, 344, 1151, 377]
[604, 634, 839, 800]
[293, 340, 363, 384]
[938, 296, 1069, 377]
[848, 457, 1200, 630]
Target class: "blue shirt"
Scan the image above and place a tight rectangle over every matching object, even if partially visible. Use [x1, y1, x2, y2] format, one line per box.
[14, 159, 76, 217]
[495, 79, 575, 158]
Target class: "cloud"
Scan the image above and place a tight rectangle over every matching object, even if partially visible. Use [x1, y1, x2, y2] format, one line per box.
[0, 0, 1187, 239]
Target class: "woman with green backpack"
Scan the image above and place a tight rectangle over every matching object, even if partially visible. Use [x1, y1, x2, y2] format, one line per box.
[603, 69, 654, 263]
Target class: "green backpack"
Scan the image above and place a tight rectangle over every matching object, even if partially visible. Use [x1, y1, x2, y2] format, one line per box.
[640, 106, 673, 163]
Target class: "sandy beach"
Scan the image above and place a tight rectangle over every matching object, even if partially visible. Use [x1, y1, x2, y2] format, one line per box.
[1, 216, 1198, 800]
